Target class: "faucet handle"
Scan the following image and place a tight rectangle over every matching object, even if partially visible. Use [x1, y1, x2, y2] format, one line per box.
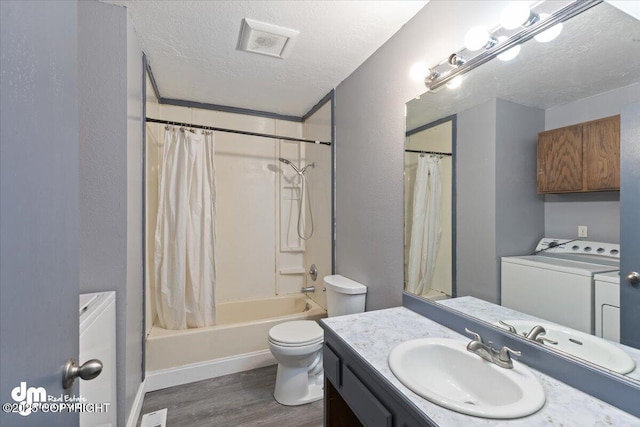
[498, 320, 517, 334]
[464, 328, 484, 343]
[536, 336, 558, 346]
[498, 346, 521, 363]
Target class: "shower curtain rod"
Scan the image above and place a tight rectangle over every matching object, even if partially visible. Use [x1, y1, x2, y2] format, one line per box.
[146, 117, 332, 146]
[405, 149, 452, 156]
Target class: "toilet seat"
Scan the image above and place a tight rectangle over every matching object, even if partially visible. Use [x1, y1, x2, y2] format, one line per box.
[268, 320, 323, 347]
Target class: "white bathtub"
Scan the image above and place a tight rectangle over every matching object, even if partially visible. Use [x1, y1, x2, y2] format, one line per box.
[145, 295, 326, 377]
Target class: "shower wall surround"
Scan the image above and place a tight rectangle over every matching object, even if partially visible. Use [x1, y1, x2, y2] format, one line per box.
[302, 101, 333, 309]
[145, 96, 331, 329]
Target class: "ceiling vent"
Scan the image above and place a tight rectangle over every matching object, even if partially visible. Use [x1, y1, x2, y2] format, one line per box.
[237, 18, 299, 59]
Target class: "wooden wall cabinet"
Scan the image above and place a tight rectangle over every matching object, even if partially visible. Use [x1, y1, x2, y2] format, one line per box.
[537, 115, 620, 193]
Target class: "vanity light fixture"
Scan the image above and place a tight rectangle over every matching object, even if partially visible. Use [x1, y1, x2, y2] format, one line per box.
[448, 53, 467, 67]
[534, 13, 564, 42]
[410, 60, 431, 83]
[501, 2, 540, 30]
[421, 0, 601, 92]
[496, 36, 521, 61]
[464, 26, 498, 51]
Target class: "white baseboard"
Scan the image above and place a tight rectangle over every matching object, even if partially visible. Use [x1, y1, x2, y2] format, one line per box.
[145, 350, 276, 392]
[126, 379, 147, 427]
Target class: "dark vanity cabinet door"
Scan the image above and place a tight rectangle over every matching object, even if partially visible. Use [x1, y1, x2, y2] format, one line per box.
[323, 331, 437, 427]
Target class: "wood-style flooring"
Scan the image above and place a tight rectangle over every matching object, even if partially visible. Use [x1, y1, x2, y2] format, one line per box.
[137, 365, 323, 427]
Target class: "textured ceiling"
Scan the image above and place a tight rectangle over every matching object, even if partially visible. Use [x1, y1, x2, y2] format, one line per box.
[102, 0, 427, 117]
[407, 2, 640, 130]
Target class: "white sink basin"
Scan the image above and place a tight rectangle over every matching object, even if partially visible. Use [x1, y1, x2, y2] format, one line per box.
[388, 338, 545, 419]
[497, 320, 635, 375]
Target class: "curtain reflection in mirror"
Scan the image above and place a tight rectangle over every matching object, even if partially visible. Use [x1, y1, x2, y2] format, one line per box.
[407, 154, 442, 295]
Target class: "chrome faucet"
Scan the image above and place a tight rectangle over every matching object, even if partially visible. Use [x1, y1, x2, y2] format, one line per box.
[498, 321, 558, 346]
[524, 325, 558, 345]
[465, 328, 521, 369]
[301, 286, 315, 294]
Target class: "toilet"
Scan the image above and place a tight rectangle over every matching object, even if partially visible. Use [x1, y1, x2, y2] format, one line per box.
[268, 275, 367, 405]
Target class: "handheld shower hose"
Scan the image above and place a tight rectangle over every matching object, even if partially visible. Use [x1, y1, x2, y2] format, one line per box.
[278, 158, 314, 240]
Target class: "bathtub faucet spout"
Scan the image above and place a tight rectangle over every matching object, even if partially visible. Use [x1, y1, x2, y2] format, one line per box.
[301, 286, 316, 294]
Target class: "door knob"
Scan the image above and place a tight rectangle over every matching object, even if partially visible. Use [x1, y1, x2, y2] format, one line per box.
[626, 271, 640, 286]
[62, 358, 103, 389]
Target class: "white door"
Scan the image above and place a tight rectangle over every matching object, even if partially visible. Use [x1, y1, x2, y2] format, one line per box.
[1, 1, 80, 426]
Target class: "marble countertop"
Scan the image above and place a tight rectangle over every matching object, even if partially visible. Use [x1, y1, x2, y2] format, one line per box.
[439, 296, 640, 382]
[321, 306, 639, 426]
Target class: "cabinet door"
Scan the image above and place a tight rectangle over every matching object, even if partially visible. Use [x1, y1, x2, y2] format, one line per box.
[583, 115, 620, 190]
[537, 125, 583, 193]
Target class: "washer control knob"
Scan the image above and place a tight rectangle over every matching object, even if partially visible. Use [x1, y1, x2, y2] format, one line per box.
[626, 272, 640, 286]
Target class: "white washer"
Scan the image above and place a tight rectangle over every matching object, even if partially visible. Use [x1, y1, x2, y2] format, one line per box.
[595, 271, 621, 342]
[501, 238, 619, 335]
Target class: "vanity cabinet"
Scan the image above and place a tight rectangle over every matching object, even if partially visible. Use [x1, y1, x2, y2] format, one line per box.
[323, 330, 436, 427]
[537, 115, 620, 193]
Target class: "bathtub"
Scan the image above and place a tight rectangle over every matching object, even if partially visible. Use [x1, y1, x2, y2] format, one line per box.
[145, 294, 326, 387]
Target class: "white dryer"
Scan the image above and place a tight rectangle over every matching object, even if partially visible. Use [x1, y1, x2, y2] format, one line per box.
[80, 292, 117, 427]
[501, 238, 619, 334]
[595, 271, 621, 342]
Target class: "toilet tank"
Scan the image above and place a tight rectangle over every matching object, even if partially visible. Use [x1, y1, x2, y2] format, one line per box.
[323, 275, 367, 317]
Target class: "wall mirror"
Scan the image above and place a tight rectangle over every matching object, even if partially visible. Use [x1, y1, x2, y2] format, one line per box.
[404, 1, 640, 383]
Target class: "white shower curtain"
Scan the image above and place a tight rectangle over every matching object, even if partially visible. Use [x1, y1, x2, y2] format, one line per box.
[154, 128, 217, 330]
[406, 155, 442, 296]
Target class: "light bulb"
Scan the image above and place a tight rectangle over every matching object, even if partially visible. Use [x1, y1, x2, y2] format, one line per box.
[501, 2, 531, 30]
[464, 26, 491, 51]
[409, 61, 430, 83]
[496, 36, 521, 61]
[535, 14, 563, 42]
[446, 75, 463, 89]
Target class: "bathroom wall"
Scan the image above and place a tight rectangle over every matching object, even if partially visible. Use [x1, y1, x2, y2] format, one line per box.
[78, 1, 143, 424]
[455, 99, 498, 302]
[145, 103, 319, 323]
[302, 100, 333, 309]
[456, 98, 545, 304]
[334, 1, 508, 310]
[543, 83, 640, 243]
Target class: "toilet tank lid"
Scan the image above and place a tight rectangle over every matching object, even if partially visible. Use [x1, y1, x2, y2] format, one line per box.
[323, 275, 367, 295]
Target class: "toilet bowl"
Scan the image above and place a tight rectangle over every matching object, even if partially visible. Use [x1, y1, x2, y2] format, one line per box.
[268, 320, 324, 406]
[268, 275, 367, 406]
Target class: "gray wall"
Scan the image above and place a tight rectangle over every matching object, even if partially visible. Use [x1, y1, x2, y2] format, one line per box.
[495, 99, 546, 295]
[456, 99, 498, 302]
[334, 1, 504, 310]
[455, 99, 545, 303]
[78, 1, 142, 425]
[543, 83, 640, 243]
[1, 1, 79, 425]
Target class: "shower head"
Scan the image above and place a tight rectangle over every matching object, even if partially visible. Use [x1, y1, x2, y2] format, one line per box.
[279, 157, 302, 175]
[279, 157, 315, 175]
